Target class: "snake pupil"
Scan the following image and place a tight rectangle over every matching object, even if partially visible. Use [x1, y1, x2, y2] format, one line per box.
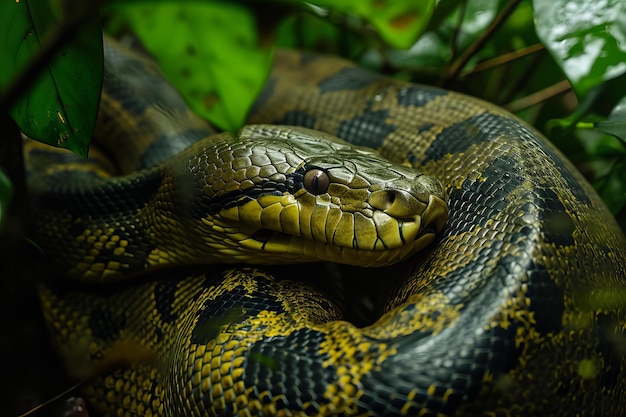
[304, 168, 330, 195]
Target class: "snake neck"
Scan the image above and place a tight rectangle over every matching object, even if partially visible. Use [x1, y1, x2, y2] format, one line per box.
[29, 166, 170, 281]
[31, 159, 245, 282]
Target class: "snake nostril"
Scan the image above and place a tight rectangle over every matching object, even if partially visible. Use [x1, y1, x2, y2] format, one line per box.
[369, 190, 396, 211]
[370, 189, 418, 215]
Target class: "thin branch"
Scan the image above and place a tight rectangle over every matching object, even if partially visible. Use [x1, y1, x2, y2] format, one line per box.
[505, 79, 572, 112]
[17, 381, 84, 417]
[500, 50, 545, 104]
[442, 0, 524, 85]
[464, 43, 545, 75]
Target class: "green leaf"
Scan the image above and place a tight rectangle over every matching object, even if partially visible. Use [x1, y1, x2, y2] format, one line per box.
[310, 0, 436, 49]
[0, 0, 103, 157]
[595, 96, 626, 144]
[110, 2, 273, 132]
[533, 0, 626, 100]
[0, 168, 12, 230]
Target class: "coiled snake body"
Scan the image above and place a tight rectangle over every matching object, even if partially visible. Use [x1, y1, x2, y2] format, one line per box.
[27, 39, 626, 416]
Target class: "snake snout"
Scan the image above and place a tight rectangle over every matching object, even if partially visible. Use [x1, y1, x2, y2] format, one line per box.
[370, 189, 447, 232]
[369, 189, 421, 217]
[420, 194, 448, 234]
[368, 174, 448, 245]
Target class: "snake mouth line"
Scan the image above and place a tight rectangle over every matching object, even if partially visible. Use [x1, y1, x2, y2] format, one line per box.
[248, 218, 441, 251]
[227, 194, 447, 266]
[246, 194, 447, 252]
[249, 225, 437, 249]
[250, 228, 279, 243]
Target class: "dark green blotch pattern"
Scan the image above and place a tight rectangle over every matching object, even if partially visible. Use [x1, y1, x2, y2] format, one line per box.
[247, 76, 277, 117]
[446, 155, 525, 236]
[154, 280, 179, 324]
[65, 216, 153, 276]
[139, 128, 213, 170]
[336, 102, 396, 148]
[242, 329, 335, 415]
[538, 141, 592, 206]
[443, 156, 566, 336]
[88, 304, 127, 344]
[317, 67, 381, 93]
[191, 274, 283, 345]
[37, 169, 163, 218]
[103, 42, 190, 116]
[298, 52, 324, 66]
[523, 257, 565, 335]
[535, 188, 576, 247]
[359, 297, 520, 416]
[273, 110, 317, 129]
[396, 85, 446, 108]
[406, 123, 435, 165]
[423, 112, 494, 163]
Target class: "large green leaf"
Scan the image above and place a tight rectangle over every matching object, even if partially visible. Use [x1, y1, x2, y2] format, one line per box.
[106, 0, 434, 131]
[0, 0, 102, 157]
[110, 2, 273, 132]
[533, 0, 626, 100]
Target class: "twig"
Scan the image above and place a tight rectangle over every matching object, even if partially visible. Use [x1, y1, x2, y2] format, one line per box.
[500, 50, 545, 104]
[17, 381, 85, 417]
[505, 79, 572, 112]
[465, 43, 545, 75]
[442, 0, 524, 85]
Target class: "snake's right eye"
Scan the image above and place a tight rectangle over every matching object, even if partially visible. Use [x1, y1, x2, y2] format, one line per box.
[304, 168, 330, 195]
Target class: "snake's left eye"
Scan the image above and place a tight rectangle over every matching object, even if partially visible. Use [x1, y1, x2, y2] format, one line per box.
[304, 168, 330, 195]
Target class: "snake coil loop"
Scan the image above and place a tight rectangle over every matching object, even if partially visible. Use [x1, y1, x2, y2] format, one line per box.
[30, 39, 626, 417]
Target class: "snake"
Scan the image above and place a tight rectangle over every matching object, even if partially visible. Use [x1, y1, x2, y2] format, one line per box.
[25, 37, 626, 416]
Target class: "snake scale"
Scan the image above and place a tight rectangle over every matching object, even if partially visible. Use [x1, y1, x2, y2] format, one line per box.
[25, 38, 626, 416]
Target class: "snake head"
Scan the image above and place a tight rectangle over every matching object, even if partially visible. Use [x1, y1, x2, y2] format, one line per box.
[179, 125, 448, 267]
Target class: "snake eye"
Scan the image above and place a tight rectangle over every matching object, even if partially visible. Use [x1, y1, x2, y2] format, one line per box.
[304, 168, 330, 195]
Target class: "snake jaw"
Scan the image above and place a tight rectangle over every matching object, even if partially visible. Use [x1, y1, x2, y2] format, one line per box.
[210, 189, 448, 267]
[364, 174, 448, 252]
[422, 194, 449, 235]
[365, 193, 447, 251]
